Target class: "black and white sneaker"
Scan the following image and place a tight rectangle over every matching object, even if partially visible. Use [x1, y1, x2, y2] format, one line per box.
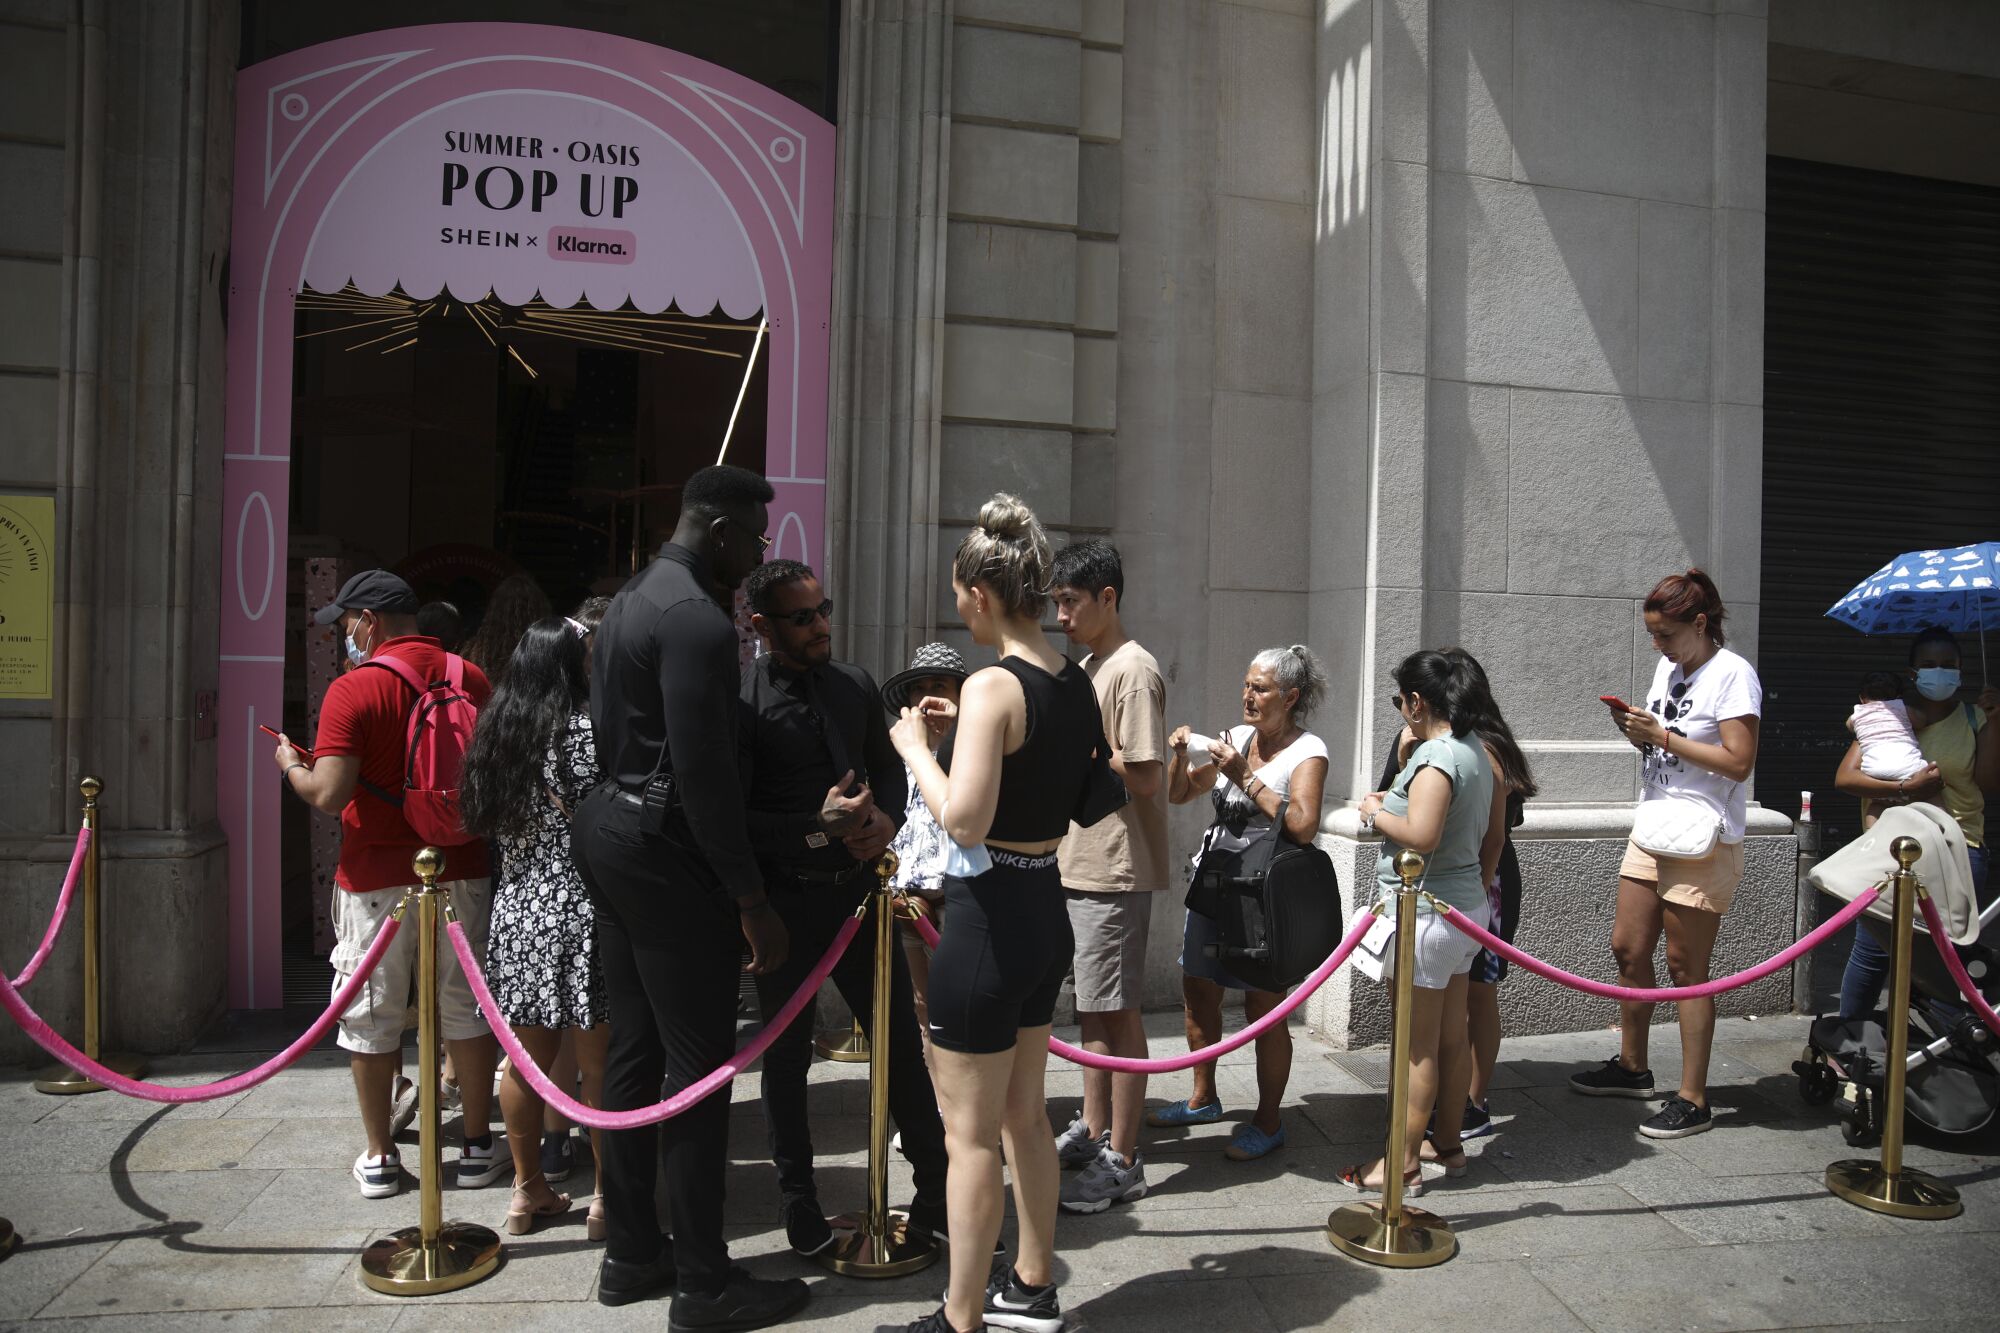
[353, 1150, 402, 1199]
[455, 1135, 509, 1188]
[875, 1309, 984, 1333]
[784, 1195, 835, 1257]
[1568, 1056, 1656, 1099]
[1639, 1095, 1713, 1139]
[982, 1265, 1062, 1333]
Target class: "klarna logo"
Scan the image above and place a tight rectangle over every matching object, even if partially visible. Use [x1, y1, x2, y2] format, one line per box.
[548, 226, 636, 264]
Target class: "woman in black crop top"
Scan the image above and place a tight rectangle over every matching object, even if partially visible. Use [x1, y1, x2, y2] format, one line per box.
[887, 495, 1093, 1333]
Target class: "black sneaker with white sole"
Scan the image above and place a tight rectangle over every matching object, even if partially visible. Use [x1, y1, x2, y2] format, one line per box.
[1639, 1095, 1712, 1139]
[981, 1265, 1061, 1333]
[783, 1195, 835, 1257]
[875, 1309, 982, 1333]
[1568, 1056, 1656, 1098]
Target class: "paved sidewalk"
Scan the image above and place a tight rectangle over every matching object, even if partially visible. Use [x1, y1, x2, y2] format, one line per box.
[1, 1011, 1996, 1331]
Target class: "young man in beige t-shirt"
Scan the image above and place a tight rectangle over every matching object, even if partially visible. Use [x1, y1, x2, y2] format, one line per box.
[1050, 540, 1170, 1214]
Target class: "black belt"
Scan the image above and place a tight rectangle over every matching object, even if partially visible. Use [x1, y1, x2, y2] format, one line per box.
[773, 863, 866, 886]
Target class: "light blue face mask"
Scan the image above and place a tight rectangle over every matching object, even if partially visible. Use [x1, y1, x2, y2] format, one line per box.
[345, 628, 369, 667]
[1914, 667, 1961, 701]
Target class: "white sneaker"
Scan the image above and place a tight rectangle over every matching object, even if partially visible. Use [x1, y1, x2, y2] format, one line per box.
[388, 1076, 418, 1137]
[455, 1136, 508, 1188]
[354, 1151, 402, 1199]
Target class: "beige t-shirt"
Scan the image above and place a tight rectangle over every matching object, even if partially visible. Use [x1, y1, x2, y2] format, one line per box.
[1059, 640, 1171, 892]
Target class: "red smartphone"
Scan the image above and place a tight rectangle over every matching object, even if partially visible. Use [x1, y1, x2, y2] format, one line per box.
[258, 723, 315, 760]
[1599, 695, 1634, 714]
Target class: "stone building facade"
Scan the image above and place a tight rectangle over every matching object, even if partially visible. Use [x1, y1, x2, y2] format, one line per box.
[5, 0, 1997, 1060]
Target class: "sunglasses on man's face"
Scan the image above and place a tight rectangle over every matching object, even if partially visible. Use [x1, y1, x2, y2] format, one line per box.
[775, 599, 834, 629]
[725, 515, 773, 551]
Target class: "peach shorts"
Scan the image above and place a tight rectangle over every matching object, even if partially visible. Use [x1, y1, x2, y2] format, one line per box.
[1618, 838, 1745, 916]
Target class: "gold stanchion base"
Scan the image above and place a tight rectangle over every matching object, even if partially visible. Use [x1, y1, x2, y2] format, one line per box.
[1825, 1160, 1963, 1220]
[817, 1210, 940, 1278]
[814, 1028, 870, 1062]
[34, 1052, 145, 1096]
[359, 1222, 504, 1295]
[1325, 1202, 1456, 1268]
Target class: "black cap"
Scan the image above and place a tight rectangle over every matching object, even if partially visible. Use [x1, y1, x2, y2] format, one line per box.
[313, 570, 419, 625]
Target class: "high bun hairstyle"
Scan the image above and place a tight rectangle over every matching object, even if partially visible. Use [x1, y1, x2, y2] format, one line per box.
[953, 493, 1054, 620]
[1250, 645, 1328, 722]
[1644, 568, 1728, 647]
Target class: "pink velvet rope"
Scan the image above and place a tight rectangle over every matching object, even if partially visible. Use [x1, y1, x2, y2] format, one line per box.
[447, 911, 863, 1130]
[9, 826, 90, 988]
[1436, 887, 1881, 1002]
[909, 908, 1379, 1073]
[0, 913, 402, 1101]
[1917, 894, 2000, 1037]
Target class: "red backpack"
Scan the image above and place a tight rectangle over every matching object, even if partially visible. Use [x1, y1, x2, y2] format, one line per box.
[358, 653, 479, 847]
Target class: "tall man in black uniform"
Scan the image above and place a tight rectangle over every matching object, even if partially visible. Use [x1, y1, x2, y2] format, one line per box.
[738, 561, 951, 1257]
[572, 465, 809, 1330]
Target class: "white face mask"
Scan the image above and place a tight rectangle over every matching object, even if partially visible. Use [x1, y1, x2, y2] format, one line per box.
[1914, 667, 1961, 701]
[345, 620, 370, 667]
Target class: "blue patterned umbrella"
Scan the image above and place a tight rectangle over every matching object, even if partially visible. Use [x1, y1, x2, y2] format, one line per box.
[1827, 543, 2000, 637]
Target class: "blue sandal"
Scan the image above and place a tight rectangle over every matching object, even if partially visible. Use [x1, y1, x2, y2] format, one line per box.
[1224, 1122, 1285, 1161]
[1146, 1098, 1225, 1128]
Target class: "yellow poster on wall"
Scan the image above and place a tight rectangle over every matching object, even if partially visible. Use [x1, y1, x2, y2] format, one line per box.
[0, 495, 55, 700]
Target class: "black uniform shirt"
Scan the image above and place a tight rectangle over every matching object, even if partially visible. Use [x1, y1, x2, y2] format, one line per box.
[738, 653, 906, 874]
[590, 542, 762, 904]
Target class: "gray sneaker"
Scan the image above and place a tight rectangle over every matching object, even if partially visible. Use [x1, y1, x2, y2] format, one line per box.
[1059, 1144, 1147, 1214]
[1053, 1114, 1103, 1170]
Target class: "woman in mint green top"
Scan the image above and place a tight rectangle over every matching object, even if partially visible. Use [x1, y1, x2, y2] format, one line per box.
[1346, 650, 1496, 1197]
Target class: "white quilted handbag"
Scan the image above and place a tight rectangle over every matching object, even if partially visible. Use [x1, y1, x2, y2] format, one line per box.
[1630, 797, 1724, 860]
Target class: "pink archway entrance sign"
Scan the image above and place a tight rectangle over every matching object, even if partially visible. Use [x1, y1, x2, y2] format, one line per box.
[221, 24, 834, 1006]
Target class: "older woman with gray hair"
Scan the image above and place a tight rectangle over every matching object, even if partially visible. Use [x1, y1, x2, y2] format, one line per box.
[1154, 645, 1330, 1161]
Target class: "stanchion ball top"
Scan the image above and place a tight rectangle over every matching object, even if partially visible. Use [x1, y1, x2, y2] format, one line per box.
[1395, 849, 1425, 884]
[876, 850, 900, 883]
[1891, 836, 1922, 869]
[413, 846, 447, 882]
[80, 776, 102, 799]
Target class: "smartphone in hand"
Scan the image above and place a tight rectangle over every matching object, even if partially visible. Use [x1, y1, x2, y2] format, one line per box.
[1599, 695, 1634, 714]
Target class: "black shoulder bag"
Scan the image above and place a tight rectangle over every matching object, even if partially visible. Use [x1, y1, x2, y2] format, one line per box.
[1186, 798, 1342, 992]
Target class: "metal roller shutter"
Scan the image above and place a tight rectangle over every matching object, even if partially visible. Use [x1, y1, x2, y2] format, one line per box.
[1760, 156, 2000, 1001]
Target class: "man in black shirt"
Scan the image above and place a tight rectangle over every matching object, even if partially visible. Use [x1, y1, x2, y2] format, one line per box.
[571, 465, 808, 1329]
[738, 560, 950, 1256]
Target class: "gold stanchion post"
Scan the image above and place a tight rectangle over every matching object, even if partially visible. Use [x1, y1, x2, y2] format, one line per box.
[37, 777, 144, 1095]
[360, 848, 505, 1294]
[820, 851, 939, 1277]
[814, 1018, 870, 1063]
[1825, 837, 1963, 1219]
[1327, 849, 1456, 1267]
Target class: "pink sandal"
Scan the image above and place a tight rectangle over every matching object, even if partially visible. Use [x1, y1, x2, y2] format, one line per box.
[505, 1177, 572, 1235]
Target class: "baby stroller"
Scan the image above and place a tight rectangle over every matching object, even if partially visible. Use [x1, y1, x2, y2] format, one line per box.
[1796, 804, 2000, 1147]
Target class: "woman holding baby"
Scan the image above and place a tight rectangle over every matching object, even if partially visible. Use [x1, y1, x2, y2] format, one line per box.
[1832, 625, 2000, 1018]
[1152, 646, 1329, 1161]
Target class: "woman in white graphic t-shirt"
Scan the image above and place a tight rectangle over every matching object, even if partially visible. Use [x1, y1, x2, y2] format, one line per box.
[1568, 570, 1761, 1143]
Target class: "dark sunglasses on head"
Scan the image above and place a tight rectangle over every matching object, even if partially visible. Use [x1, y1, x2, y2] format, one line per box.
[1389, 693, 1405, 712]
[776, 599, 835, 629]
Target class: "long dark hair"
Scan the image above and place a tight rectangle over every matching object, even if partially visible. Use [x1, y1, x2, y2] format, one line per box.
[1442, 647, 1539, 799]
[1392, 649, 1482, 738]
[460, 617, 589, 839]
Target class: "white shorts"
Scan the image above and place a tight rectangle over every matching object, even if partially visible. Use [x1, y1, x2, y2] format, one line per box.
[330, 878, 493, 1055]
[1392, 898, 1491, 991]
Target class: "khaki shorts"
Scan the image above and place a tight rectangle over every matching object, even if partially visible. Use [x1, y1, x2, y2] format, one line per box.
[330, 878, 493, 1054]
[1618, 838, 1745, 915]
[1065, 889, 1153, 1013]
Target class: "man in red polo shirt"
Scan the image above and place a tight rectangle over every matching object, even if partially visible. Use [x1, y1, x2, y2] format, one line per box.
[271, 570, 503, 1200]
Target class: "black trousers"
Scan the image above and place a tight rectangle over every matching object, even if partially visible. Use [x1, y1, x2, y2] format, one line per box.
[756, 873, 948, 1211]
[572, 788, 740, 1295]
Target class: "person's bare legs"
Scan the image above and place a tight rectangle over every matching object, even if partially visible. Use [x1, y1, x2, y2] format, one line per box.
[501, 1026, 564, 1208]
[1610, 877, 1666, 1073]
[1180, 974, 1226, 1110]
[445, 1034, 499, 1142]
[932, 1042, 1021, 1333]
[1430, 973, 1474, 1160]
[1243, 989, 1291, 1136]
[999, 1024, 1060, 1286]
[1662, 901, 1722, 1107]
[1077, 1008, 1148, 1163]
[352, 1051, 401, 1158]
[542, 1033, 577, 1136]
[1467, 979, 1502, 1107]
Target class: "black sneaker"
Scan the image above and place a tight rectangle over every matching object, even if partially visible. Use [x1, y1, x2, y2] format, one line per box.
[668, 1269, 810, 1332]
[783, 1195, 834, 1257]
[1568, 1056, 1656, 1099]
[982, 1265, 1062, 1333]
[906, 1200, 1007, 1257]
[541, 1129, 576, 1184]
[1461, 1101, 1494, 1140]
[1639, 1095, 1713, 1139]
[597, 1247, 677, 1307]
[876, 1310, 984, 1333]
